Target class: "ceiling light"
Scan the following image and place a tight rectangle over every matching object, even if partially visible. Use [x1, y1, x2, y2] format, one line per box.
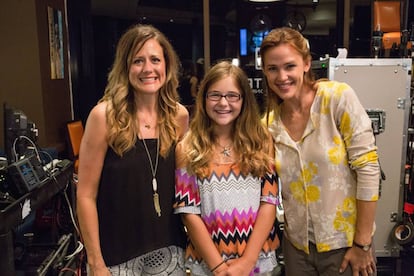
[249, 0, 283, 2]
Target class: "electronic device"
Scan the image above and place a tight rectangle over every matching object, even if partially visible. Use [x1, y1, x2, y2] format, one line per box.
[0, 157, 8, 191]
[1, 157, 15, 208]
[3, 102, 39, 164]
[7, 155, 47, 196]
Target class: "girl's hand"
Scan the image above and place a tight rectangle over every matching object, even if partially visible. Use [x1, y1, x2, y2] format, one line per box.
[225, 257, 255, 276]
[212, 262, 229, 276]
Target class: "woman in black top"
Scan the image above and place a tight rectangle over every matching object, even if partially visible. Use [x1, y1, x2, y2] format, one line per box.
[76, 24, 189, 275]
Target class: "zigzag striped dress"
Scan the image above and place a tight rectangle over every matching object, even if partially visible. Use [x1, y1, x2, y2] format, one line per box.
[174, 162, 280, 275]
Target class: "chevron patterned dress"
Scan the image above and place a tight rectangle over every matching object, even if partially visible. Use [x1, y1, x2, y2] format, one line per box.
[174, 162, 280, 275]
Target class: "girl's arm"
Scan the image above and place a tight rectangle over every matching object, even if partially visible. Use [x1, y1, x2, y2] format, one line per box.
[226, 202, 276, 275]
[175, 140, 228, 274]
[182, 213, 229, 274]
[227, 135, 278, 275]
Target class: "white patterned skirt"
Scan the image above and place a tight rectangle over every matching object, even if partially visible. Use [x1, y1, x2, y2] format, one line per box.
[107, 246, 186, 275]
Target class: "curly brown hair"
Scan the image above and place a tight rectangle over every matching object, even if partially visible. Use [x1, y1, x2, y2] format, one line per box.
[100, 24, 181, 157]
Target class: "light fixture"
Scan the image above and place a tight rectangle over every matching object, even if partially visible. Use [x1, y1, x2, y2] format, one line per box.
[231, 58, 240, 67]
[248, 0, 283, 2]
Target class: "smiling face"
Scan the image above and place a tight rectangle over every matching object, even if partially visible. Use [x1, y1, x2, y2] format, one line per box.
[262, 43, 311, 102]
[128, 38, 166, 95]
[205, 75, 243, 129]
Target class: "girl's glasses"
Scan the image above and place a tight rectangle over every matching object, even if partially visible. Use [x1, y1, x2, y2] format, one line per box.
[206, 92, 242, 102]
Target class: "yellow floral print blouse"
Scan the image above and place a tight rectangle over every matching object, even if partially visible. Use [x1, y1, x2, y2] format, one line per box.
[268, 81, 380, 254]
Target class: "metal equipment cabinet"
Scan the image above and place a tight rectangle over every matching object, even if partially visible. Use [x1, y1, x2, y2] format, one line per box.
[313, 58, 413, 258]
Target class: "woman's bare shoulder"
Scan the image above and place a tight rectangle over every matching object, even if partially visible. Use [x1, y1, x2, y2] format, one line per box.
[84, 102, 108, 135]
[176, 103, 189, 138]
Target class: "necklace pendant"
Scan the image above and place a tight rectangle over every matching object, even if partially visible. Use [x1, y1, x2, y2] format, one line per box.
[152, 178, 158, 192]
[141, 137, 160, 217]
[153, 192, 161, 217]
[144, 124, 151, 129]
[222, 147, 231, 157]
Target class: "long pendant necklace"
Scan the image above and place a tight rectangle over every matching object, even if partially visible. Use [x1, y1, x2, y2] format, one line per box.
[141, 137, 161, 217]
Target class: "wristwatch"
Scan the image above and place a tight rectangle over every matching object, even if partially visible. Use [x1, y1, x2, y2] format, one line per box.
[353, 241, 371, 252]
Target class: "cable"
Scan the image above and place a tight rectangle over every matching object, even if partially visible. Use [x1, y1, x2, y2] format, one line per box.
[39, 149, 54, 164]
[12, 135, 41, 162]
[59, 267, 78, 275]
[49, 173, 80, 236]
[60, 180, 85, 261]
[63, 184, 81, 236]
[50, 172, 85, 271]
[39, 150, 55, 177]
[64, 241, 84, 260]
[39, 149, 53, 164]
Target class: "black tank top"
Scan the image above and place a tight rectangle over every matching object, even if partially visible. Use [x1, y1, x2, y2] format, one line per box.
[97, 139, 186, 266]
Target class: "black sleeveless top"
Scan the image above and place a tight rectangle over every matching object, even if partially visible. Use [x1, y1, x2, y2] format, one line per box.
[97, 139, 186, 266]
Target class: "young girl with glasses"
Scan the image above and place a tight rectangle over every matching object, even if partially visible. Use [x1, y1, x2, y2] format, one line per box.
[174, 60, 280, 275]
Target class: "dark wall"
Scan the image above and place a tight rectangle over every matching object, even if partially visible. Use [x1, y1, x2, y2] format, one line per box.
[66, 0, 96, 125]
[35, 0, 72, 149]
[83, 16, 230, 116]
[349, 4, 371, 57]
[1, 0, 72, 152]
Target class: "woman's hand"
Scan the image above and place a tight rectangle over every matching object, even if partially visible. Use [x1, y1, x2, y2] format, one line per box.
[340, 246, 376, 276]
[88, 264, 112, 276]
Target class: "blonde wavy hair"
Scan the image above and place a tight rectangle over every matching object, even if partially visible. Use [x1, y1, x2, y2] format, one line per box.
[99, 24, 181, 157]
[181, 61, 274, 178]
[260, 27, 317, 125]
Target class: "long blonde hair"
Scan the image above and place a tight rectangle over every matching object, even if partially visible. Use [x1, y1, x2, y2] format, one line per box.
[100, 24, 181, 157]
[182, 61, 274, 178]
[260, 27, 317, 125]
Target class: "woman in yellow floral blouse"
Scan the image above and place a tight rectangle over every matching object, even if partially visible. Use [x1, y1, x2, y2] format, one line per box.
[260, 27, 380, 276]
